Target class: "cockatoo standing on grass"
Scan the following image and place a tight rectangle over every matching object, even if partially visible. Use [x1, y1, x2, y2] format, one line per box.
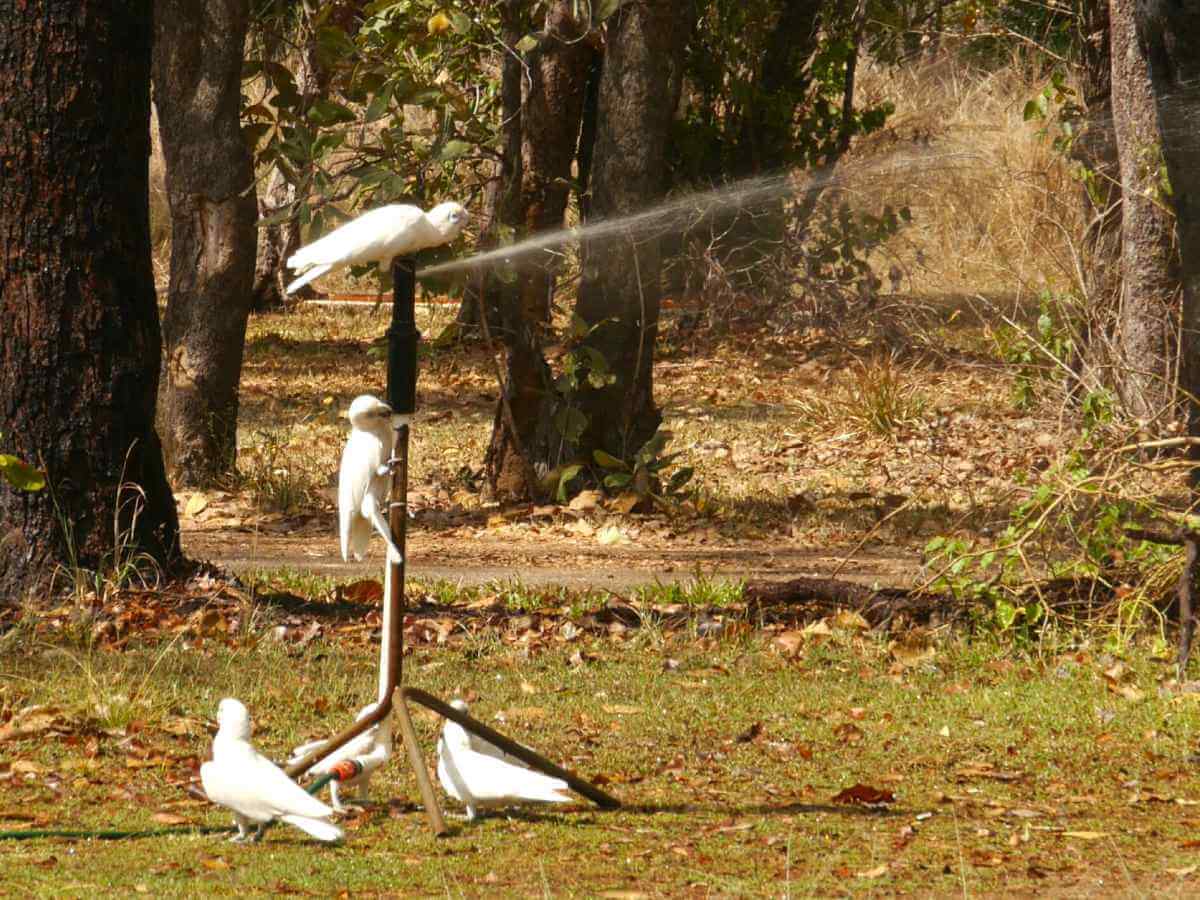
[436, 699, 572, 821]
[285, 202, 469, 295]
[200, 698, 344, 844]
[288, 703, 393, 812]
[339, 394, 403, 565]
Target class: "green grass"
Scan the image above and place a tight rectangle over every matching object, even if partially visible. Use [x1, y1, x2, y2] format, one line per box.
[3, 614, 1200, 896]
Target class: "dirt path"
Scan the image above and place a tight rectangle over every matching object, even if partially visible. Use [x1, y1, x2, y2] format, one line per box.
[183, 522, 922, 590]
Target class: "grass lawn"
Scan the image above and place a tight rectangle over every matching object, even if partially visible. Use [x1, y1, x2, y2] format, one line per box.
[3, 587, 1200, 897]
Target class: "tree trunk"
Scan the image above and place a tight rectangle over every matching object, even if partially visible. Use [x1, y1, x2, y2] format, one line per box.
[485, 0, 591, 501]
[734, 0, 823, 176]
[1071, 0, 1122, 393]
[154, 0, 258, 487]
[1135, 0, 1200, 481]
[252, 167, 300, 311]
[1110, 0, 1178, 423]
[574, 0, 695, 461]
[251, 9, 332, 311]
[0, 1, 180, 599]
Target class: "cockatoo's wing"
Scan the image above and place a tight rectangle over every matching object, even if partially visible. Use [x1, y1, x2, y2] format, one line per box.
[338, 430, 377, 562]
[436, 735, 469, 805]
[445, 744, 571, 806]
[203, 743, 342, 841]
[287, 205, 427, 273]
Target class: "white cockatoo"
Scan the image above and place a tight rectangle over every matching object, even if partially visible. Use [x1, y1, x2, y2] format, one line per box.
[288, 703, 393, 812]
[436, 699, 572, 821]
[200, 698, 344, 844]
[285, 201, 469, 295]
[339, 394, 402, 565]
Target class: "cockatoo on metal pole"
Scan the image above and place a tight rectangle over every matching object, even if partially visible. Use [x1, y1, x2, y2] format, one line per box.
[285, 202, 468, 295]
[436, 700, 572, 821]
[200, 698, 344, 844]
[288, 702, 393, 812]
[339, 394, 403, 565]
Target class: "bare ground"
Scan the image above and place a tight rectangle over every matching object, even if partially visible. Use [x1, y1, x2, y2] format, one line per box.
[182, 517, 923, 590]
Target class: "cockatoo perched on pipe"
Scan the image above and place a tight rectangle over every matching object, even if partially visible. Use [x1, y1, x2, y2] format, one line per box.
[436, 699, 572, 821]
[339, 394, 403, 565]
[285, 202, 468, 295]
[200, 698, 344, 844]
[288, 703, 393, 812]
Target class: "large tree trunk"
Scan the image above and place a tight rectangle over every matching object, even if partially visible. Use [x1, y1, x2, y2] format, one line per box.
[485, 0, 591, 501]
[1110, 0, 1178, 423]
[154, 0, 258, 486]
[1135, 0, 1200, 477]
[574, 0, 694, 460]
[0, 1, 180, 599]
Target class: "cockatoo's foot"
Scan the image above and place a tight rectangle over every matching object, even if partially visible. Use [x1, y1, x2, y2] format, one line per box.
[251, 823, 267, 843]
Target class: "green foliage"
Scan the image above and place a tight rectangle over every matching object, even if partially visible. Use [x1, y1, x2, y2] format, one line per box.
[0, 455, 44, 492]
[245, 1, 503, 242]
[996, 292, 1075, 410]
[675, 0, 892, 181]
[592, 429, 694, 508]
[924, 442, 1181, 645]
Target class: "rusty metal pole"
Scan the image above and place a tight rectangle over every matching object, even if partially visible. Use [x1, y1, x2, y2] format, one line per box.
[287, 261, 446, 838]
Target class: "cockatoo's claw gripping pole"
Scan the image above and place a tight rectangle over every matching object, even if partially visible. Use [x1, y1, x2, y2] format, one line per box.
[286, 259, 619, 835]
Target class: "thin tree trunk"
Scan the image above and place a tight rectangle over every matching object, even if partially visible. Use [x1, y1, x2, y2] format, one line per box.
[574, 0, 695, 460]
[1110, 0, 1177, 423]
[251, 8, 332, 310]
[252, 167, 299, 311]
[154, 0, 259, 486]
[489, 0, 591, 500]
[0, 0, 180, 599]
[1071, 0, 1122, 394]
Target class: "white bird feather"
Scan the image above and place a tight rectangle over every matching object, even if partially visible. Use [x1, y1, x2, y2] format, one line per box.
[288, 703, 393, 811]
[339, 395, 402, 564]
[200, 698, 344, 844]
[436, 700, 572, 821]
[285, 202, 468, 295]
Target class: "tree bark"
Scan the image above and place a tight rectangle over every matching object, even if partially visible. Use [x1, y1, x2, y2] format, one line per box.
[1135, 0, 1200, 478]
[1110, 0, 1178, 423]
[251, 7, 334, 311]
[154, 0, 258, 486]
[1071, 0, 1123, 394]
[574, 0, 695, 460]
[0, 0, 180, 599]
[485, 0, 591, 501]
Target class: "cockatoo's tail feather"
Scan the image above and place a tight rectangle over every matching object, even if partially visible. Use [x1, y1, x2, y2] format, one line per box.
[279, 815, 344, 843]
[285, 263, 333, 296]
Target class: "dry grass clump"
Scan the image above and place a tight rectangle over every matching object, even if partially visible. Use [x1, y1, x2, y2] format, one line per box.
[847, 50, 1084, 304]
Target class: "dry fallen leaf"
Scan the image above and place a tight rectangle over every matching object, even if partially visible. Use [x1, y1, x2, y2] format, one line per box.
[184, 493, 209, 517]
[596, 524, 629, 546]
[856, 864, 888, 879]
[1062, 831, 1108, 840]
[832, 784, 896, 805]
[569, 490, 602, 511]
